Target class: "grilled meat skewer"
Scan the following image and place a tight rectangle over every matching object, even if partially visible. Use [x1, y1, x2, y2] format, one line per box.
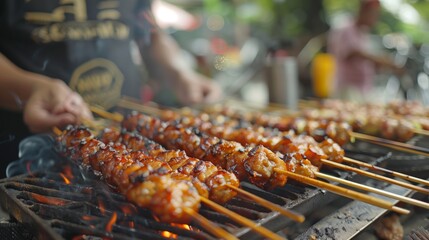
[157, 111, 345, 170]
[98, 128, 239, 204]
[58, 126, 200, 223]
[122, 113, 288, 190]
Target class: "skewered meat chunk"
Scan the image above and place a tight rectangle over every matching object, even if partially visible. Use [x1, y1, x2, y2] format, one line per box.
[285, 154, 318, 179]
[127, 174, 199, 223]
[396, 119, 414, 142]
[318, 138, 344, 164]
[325, 121, 353, 146]
[205, 170, 240, 203]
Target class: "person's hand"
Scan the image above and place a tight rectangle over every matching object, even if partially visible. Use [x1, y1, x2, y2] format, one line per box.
[174, 70, 222, 105]
[375, 55, 406, 76]
[23, 78, 93, 133]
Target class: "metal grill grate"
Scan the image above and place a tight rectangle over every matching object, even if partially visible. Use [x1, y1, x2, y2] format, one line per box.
[0, 134, 421, 239]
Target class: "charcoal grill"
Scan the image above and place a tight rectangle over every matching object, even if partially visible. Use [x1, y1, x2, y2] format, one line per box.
[0, 133, 426, 240]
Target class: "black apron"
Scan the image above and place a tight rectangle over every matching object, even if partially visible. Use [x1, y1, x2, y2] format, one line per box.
[0, 0, 153, 177]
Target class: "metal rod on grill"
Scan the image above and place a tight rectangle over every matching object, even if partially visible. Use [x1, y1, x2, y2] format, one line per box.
[200, 196, 285, 240]
[342, 157, 429, 187]
[314, 172, 429, 209]
[183, 208, 239, 240]
[274, 169, 410, 215]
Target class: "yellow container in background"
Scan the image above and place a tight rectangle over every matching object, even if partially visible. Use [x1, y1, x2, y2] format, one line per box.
[311, 53, 335, 98]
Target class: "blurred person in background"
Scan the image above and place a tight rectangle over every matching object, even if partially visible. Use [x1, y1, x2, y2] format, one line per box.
[0, 0, 222, 178]
[327, 0, 404, 101]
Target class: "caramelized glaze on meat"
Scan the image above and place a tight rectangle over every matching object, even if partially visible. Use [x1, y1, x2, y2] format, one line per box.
[58, 126, 200, 223]
[125, 114, 288, 190]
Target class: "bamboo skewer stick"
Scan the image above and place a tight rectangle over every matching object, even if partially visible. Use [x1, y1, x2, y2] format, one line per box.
[314, 172, 429, 210]
[350, 131, 429, 157]
[89, 105, 124, 122]
[117, 98, 163, 117]
[321, 160, 429, 195]
[274, 170, 409, 215]
[200, 197, 285, 240]
[369, 141, 429, 158]
[391, 114, 429, 137]
[221, 98, 298, 115]
[226, 184, 305, 223]
[183, 208, 238, 240]
[120, 95, 169, 111]
[342, 157, 429, 187]
[413, 128, 429, 137]
[52, 127, 63, 136]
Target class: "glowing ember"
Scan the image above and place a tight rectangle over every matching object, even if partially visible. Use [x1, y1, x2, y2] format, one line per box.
[161, 224, 192, 238]
[63, 166, 74, 180]
[98, 198, 106, 215]
[161, 231, 177, 238]
[105, 212, 117, 232]
[31, 193, 69, 206]
[59, 173, 71, 184]
[71, 235, 85, 240]
[120, 205, 136, 215]
[173, 223, 192, 231]
[81, 215, 95, 221]
[129, 221, 135, 229]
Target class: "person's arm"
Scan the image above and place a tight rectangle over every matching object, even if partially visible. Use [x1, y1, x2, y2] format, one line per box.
[136, 9, 222, 105]
[329, 26, 403, 76]
[346, 50, 403, 73]
[0, 53, 46, 111]
[0, 54, 92, 133]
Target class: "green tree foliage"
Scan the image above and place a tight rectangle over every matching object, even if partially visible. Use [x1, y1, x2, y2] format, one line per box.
[200, 0, 428, 44]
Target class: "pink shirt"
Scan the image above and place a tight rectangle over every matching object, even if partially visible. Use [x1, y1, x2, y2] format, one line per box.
[328, 22, 376, 94]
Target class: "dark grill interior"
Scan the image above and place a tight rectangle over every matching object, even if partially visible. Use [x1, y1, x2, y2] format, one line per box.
[1, 170, 213, 240]
[0, 133, 427, 239]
